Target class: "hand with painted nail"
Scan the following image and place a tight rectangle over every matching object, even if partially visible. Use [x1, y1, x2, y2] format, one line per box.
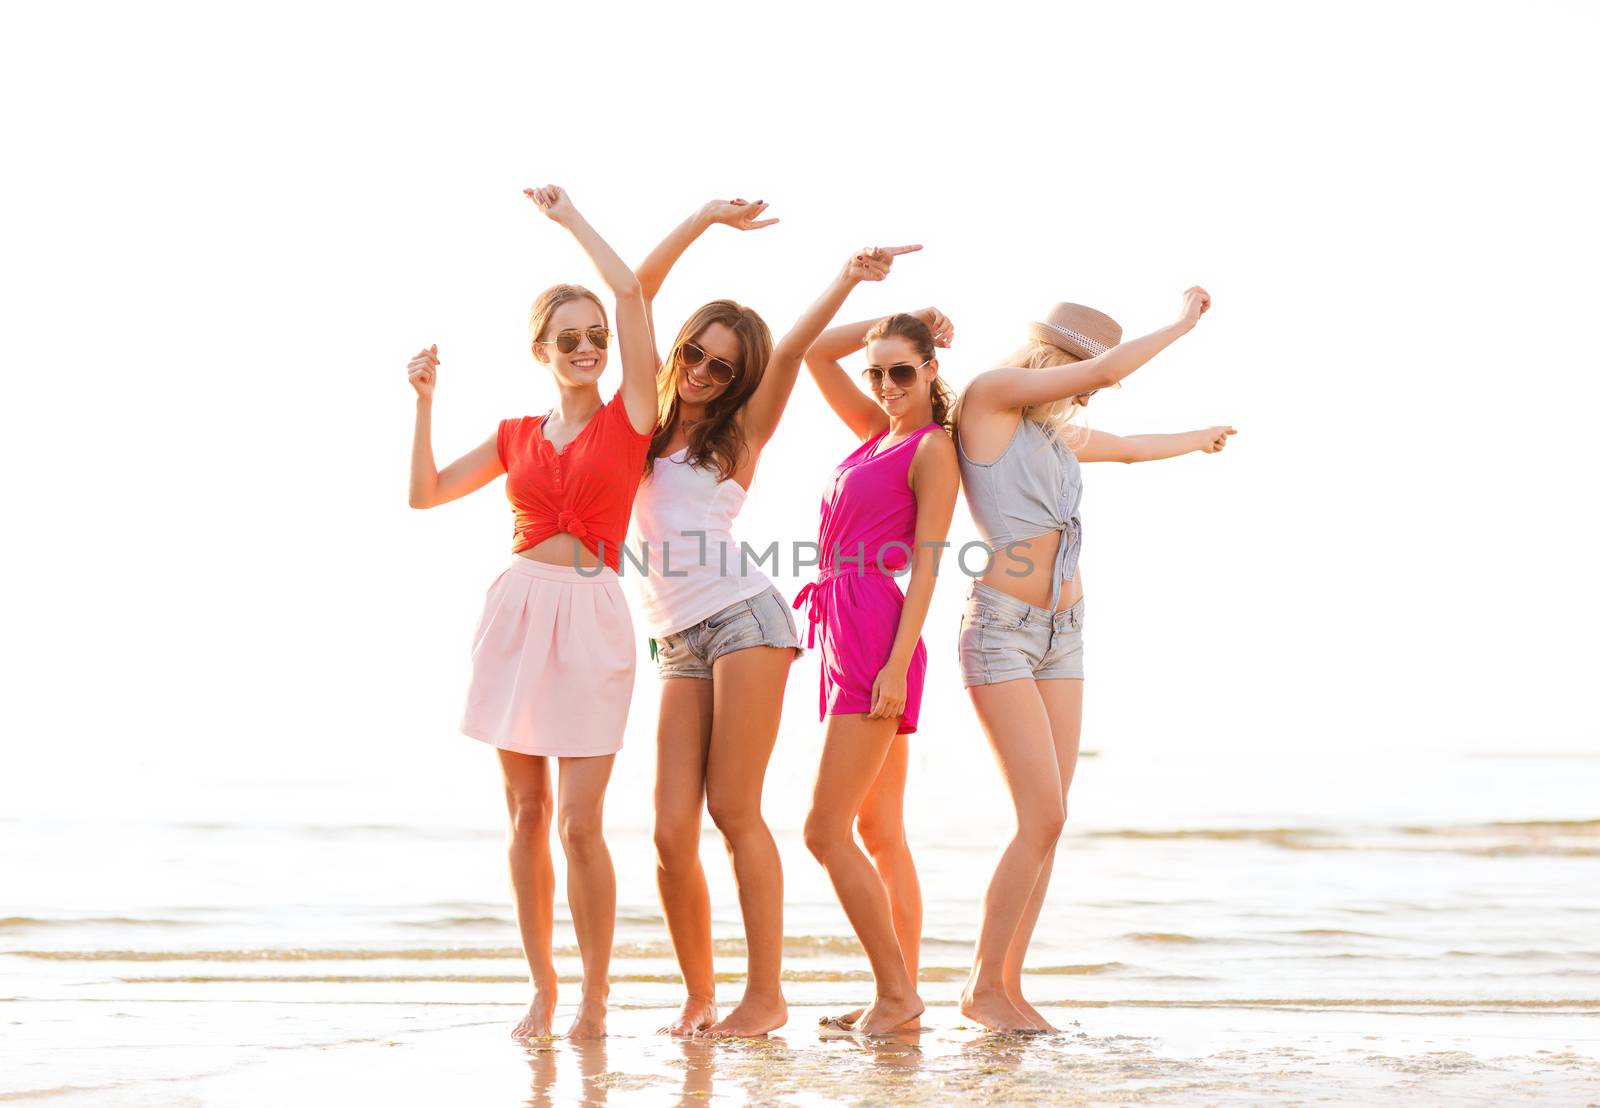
[915, 306, 955, 348]
[844, 244, 921, 284]
[699, 197, 779, 231]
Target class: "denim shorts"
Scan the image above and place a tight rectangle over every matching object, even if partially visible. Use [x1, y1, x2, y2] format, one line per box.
[653, 586, 803, 680]
[958, 580, 1085, 687]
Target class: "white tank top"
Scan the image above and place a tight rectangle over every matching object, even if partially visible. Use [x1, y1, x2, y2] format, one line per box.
[628, 448, 776, 637]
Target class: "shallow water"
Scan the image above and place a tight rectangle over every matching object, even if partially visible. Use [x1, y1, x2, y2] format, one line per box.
[5, 749, 1599, 1103]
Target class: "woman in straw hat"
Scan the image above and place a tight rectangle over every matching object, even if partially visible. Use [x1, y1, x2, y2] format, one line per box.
[952, 290, 1235, 1032]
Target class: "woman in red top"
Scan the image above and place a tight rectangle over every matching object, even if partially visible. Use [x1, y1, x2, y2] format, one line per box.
[406, 185, 657, 1041]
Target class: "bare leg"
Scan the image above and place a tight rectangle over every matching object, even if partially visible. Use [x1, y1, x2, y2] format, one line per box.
[499, 750, 557, 1039]
[652, 678, 718, 1037]
[700, 645, 792, 1038]
[961, 679, 1065, 1031]
[557, 753, 617, 1039]
[843, 736, 924, 1030]
[803, 713, 924, 1035]
[1001, 677, 1084, 1031]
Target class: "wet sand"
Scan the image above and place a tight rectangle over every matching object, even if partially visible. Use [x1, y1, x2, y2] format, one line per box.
[9, 999, 1599, 1105]
[8, 752, 1598, 1103]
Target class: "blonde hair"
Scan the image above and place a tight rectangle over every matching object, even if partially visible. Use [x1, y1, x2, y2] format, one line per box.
[952, 338, 1096, 452]
[527, 283, 608, 348]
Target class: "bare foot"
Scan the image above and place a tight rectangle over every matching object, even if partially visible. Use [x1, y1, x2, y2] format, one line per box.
[819, 1006, 864, 1030]
[960, 981, 1035, 1032]
[855, 994, 925, 1035]
[565, 998, 607, 1040]
[511, 990, 557, 1040]
[1006, 988, 1059, 1033]
[698, 992, 788, 1039]
[819, 1006, 921, 1032]
[657, 995, 717, 1037]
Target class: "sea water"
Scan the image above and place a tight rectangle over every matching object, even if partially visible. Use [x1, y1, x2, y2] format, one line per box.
[4, 746, 1598, 1104]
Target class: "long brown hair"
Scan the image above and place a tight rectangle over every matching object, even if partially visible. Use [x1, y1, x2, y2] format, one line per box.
[863, 313, 955, 429]
[647, 300, 774, 481]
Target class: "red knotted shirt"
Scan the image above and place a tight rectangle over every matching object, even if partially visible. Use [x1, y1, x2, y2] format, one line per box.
[497, 391, 652, 572]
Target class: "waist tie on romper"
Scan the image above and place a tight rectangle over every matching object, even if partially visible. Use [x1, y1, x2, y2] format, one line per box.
[792, 562, 894, 722]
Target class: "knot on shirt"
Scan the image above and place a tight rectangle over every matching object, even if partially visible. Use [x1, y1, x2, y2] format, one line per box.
[557, 511, 590, 540]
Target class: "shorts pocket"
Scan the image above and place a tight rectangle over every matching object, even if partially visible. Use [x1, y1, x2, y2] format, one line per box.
[971, 602, 1029, 631]
[747, 588, 800, 647]
[654, 631, 710, 679]
[703, 599, 754, 632]
[957, 617, 989, 684]
[776, 597, 801, 645]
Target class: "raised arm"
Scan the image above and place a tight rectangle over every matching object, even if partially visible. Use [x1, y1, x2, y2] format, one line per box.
[525, 185, 658, 433]
[407, 344, 506, 509]
[801, 247, 930, 441]
[1075, 424, 1236, 463]
[964, 287, 1212, 417]
[746, 248, 934, 446]
[636, 198, 778, 304]
[806, 303, 951, 363]
[868, 431, 960, 721]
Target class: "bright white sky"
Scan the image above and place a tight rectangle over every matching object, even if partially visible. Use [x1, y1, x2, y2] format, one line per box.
[3, 2, 1596, 828]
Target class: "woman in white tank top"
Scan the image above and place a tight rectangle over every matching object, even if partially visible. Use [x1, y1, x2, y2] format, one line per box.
[631, 197, 919, 1038]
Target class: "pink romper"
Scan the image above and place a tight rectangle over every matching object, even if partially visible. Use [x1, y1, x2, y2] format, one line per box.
[792, 423, 943, 735]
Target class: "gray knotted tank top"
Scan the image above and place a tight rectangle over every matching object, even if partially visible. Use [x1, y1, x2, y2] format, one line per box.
[956, 416, 1083, 610]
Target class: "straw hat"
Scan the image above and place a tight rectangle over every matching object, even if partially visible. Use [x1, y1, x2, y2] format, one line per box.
[1026, 303, 1122, 362]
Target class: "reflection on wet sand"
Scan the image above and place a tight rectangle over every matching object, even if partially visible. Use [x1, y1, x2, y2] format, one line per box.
[522, 1037, 607, 1108]
[491, 1004, 1600, 1105]
[856, 1027, 925, 1077]
[9, 769, 1599, 1105]
[673, 1039, 714, 1106]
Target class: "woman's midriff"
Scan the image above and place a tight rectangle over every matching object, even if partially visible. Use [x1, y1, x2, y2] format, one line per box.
[974, 527, 1084, 612]
[517, 532, 604, 569]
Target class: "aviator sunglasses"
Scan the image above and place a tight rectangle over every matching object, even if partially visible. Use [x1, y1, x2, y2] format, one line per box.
[860, 358, 932, 389]
[678, 341, 739, 384]
[538, 326, 612, 355]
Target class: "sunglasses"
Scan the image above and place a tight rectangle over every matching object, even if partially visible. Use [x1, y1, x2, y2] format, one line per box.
[538, 326, 611, 354]
[860, 358, 932, 389]
[679, 341, 739, 384]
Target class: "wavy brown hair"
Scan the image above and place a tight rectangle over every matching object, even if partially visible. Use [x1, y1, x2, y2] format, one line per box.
[863, 313, 956, 429]
[647, 299, 774, 481]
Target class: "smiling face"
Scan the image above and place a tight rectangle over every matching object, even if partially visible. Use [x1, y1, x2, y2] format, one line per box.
[864, 334, 936, 420]
[531, 297, 609, 387]
[675, 320, 742, 408]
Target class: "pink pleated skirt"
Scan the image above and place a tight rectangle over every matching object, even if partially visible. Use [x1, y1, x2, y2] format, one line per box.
[460, 556, 636, 758]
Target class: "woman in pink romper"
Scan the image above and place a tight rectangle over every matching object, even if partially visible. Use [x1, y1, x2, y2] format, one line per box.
[797, 300, 961, 1034]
